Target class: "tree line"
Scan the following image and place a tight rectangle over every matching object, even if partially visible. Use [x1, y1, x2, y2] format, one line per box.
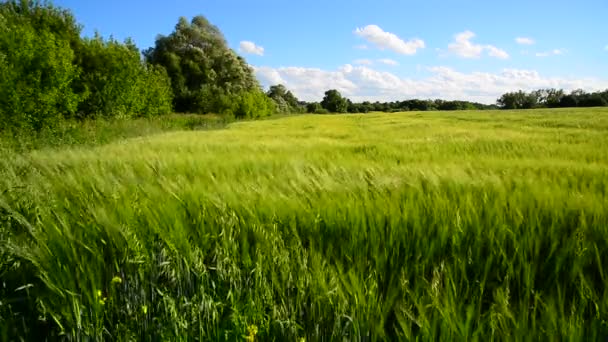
[497, 89, 608, 109]
[0, 0, 275, 132]
[2, 0, 607, 133]
[280, 87, 608, 114]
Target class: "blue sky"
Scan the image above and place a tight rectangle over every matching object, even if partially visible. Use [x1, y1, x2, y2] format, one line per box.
[55, 0, 608, 103]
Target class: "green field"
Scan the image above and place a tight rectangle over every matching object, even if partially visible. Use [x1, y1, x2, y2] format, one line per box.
[1, 108, 608, 340]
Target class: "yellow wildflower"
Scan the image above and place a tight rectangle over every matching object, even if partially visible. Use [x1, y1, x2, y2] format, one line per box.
[245, 324, 258, 341]
[96, 290, 107, 305]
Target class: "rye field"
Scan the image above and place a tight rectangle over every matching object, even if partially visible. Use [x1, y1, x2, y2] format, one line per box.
[1, 108, 608, 340]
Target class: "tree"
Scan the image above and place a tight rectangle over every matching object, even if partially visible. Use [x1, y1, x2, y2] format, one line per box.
[306, 102, 322, 113]
[542, 88, 565, 108]
[0, 0, 80, 130]
[321, 89, 348, 113]
[267, 84, 302, 113]
[497, 90, 538, 109]
[74, 35, 172, 118]
[145, 15, 264, 115]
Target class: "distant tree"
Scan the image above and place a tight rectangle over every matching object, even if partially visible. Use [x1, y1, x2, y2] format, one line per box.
[306, 102, 322, 113]
[347, 100, 360, 113]
[321, 90, 348, 113]
[542, 88, 565, 108]
[267, 84, 302, 113]
[145, 15, 268, 116]
[497, 90, 538, 109]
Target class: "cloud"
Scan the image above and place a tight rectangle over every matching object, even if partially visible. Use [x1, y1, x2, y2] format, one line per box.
[354, 44, 369, 50]
[239, 41, 264, 56]
[486, 46, 510, 59]
[377, 58, 399, 66]
[254, 64, 608, 104]
[448, 31, 509, 59]
[515, 37, 535, 45]
[535, 49, 565, 57]
[354, 25, 425, 55]
[354, 59, 373, 65]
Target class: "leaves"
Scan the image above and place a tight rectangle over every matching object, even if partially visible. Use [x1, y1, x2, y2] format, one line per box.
[146, 15, 264, 115]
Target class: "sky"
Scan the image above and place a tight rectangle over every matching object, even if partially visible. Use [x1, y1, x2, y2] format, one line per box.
[54, 0, 608, 104]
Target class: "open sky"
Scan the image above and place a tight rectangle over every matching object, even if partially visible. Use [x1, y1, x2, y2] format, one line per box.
[54, 0, 608, 104]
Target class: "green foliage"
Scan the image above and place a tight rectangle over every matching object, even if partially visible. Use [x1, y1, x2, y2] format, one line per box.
[321, 89, 348, 113]
[267, 84, 303, 113]
[497, 90, 540, 109]
[145, 15, 260, 114]
[0, 0, 80, 130]
[307, 96, 495, 114]
[74, 35, 172, 118]
[497, 88, 608, 109]
[233, 89, 276, 119]
[0, 0, 173, 132]
[2, 108, 608, 340]
[306, 102, 322, 113]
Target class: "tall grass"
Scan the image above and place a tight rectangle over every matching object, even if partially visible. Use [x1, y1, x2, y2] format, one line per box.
[0, 114, 231, 152]
[1, 108, 608, 340]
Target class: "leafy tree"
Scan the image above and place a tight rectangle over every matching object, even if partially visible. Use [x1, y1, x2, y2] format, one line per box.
[74, 35, 172, 118]
[321, 89, 348, 113]
[145, 15, 262, 114]
[0, 0, 80, 130]
[497, 88, 608, 109]
[306, 102, 322, 113]
[0, 0, 173, 132]
[497, 90, 538, 109]
[539, 88, 565, 108]
[266, 84, 302, 113]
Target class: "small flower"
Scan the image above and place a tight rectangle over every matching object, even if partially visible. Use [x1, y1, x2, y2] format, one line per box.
[247, 325, 258, 336]
[111, 276, 122, 285]
[141, 305, 148, 315]
[96, 290, 107, 305]
[245, 324, 258, 341]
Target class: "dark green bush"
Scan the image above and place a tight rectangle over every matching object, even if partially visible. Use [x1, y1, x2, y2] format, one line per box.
[74, 35, 172, 119]
[0, 0, 80, 131]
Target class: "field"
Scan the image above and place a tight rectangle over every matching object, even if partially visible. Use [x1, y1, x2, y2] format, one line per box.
[1, 108, 608, 340]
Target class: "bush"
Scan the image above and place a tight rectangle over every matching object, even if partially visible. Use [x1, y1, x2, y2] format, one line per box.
[0, 1, 80, 131]
[74, 36, 172, 118]
[0, 1, 173, 132]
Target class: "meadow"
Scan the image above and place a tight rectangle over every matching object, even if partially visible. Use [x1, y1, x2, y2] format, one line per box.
[1, 108, 608, 340]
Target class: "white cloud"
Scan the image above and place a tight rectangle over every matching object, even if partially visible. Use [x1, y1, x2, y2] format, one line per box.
[254, 64, 608, 104]
[354, 44, 369, 50]
[448, 31, 509, 59]
[239, 41, 264, 56]
[535, 49, 565, 57]
[486, 45, 510, 59]
[354, 25, 425, 55]
[354, 59, 374, 65]
[377, 58, 399, 66]
[515, 37, 535, 45]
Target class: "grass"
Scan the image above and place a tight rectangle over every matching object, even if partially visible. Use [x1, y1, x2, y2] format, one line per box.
[0, 113, 231, 152]
[1, 108, 608, 340]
